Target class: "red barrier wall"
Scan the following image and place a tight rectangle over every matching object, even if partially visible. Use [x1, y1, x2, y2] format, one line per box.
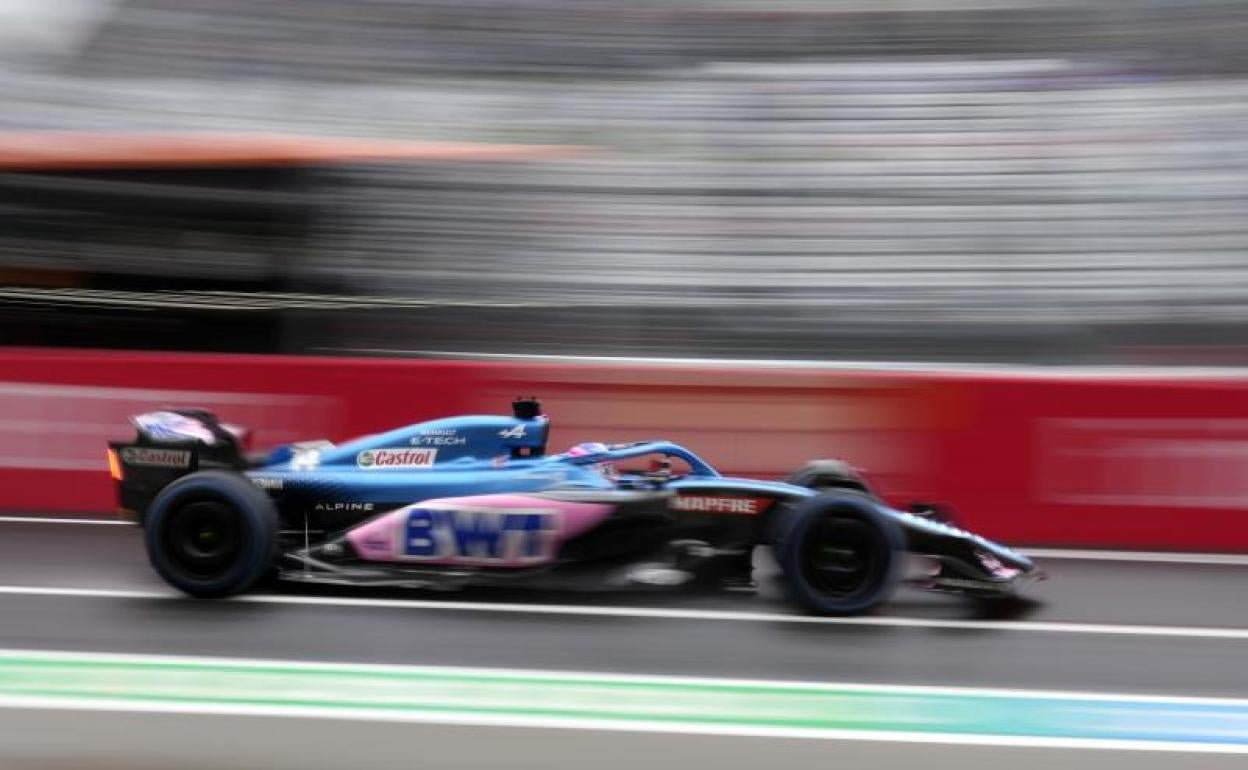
[4, 347, 1248, 550]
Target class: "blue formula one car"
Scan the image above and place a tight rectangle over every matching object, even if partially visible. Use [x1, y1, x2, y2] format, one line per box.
[109, 398, 1040, 614]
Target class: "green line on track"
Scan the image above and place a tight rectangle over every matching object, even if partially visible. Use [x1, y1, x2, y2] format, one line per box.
[0, 651, 1244, 749]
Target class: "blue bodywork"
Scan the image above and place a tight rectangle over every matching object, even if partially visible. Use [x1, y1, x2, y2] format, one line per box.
[246, 414, 819, 509]
[242, 412, 1029, 574]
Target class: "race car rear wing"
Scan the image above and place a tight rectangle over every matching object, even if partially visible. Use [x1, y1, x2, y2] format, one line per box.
[108, 409, 250, 521]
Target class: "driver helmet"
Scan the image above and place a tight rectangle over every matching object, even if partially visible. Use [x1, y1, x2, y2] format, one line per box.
[565, 442, 616, 479]
[566, 442, 608, 457]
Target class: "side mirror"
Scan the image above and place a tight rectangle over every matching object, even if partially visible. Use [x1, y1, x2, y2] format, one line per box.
[908, 501, 958, 525]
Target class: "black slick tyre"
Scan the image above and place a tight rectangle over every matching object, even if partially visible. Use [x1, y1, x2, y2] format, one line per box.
[143, 471, 278, 598]
[776, 493, 903, 615]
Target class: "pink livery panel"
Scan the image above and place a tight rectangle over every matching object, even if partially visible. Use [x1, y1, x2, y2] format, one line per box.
[346, 494, 613, 566]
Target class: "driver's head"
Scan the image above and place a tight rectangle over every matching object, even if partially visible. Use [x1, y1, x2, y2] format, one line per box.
[565, 442, 616, 479]
[566, 442, 608, 458]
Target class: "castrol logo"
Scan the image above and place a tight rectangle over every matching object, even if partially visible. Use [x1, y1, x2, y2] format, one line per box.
[119, 447, 191, 468]
[357, 448, 438, 469]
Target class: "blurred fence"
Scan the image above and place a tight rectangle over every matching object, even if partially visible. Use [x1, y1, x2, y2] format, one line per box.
[68, 0, 1248, 78]
[3, 1, 1248, 362]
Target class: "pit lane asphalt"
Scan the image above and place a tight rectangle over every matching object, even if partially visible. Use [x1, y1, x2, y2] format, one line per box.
[1, 518, 1246, 700]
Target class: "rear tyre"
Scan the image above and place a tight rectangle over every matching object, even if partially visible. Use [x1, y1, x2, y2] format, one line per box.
[775, 493, 903, 615]
[144, 471, 278, 598]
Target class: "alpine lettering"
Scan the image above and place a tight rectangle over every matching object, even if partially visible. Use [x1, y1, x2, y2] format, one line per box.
[669, 495, 769, 515]
[314, 502, 375, 512]
[357, 448, 437, 469]
[119, 447, 191, 469]
[403, 507, 559, 563]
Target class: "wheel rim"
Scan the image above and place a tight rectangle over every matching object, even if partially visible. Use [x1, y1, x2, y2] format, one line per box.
[799, 514, 885, 599]
[163, 500, 243, 580]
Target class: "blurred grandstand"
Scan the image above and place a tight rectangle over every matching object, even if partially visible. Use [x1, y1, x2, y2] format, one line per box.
[3, 0, 1248, 362]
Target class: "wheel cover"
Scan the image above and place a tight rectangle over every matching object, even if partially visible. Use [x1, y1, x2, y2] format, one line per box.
[799, 514, 885, 599]
[162, 500, 244, 580]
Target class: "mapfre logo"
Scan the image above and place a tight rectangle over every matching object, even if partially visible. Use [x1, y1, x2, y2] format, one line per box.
[669, 496, 768, 515]
[357, 448, 437, 470]
[120, 447, 191, 469]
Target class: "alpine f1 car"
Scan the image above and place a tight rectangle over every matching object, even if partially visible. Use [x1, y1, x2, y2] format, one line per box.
[108, 398, 1040, 615]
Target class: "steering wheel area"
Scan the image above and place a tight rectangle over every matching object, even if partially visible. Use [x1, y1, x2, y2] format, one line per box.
[560, 440, 720, 487]
[610, 453, 692, 489]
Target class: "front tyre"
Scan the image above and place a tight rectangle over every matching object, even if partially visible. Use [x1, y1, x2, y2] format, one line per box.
[776, 493, 903, 615]
[144, 471, 278, 598]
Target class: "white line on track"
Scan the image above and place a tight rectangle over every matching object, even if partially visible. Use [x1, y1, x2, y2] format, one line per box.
[0, 516, 128, 526]
[4, 647, 1248, 706]
[1, 695, 1246, 754]
[1023, 548, 1248, 566]
[1, 584, 1247, 641]
[0, 648, 1245, 753]
[0, 692, 1235, 754]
